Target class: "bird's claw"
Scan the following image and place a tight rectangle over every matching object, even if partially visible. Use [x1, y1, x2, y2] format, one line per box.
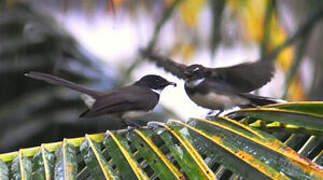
[206, 109, 223, 118]
[123, 120, 142, 128]
[147, 123, 160, 130]
[207, 110, 215, 116]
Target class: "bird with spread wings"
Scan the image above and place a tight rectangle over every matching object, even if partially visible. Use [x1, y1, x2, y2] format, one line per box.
[141, 50, 280, 116]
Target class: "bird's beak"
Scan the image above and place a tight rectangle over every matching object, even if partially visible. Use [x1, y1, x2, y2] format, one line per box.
[168, 82, 177, 87]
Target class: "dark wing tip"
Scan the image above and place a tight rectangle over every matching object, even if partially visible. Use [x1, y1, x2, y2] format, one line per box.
[140, 50, 187, 79]
[79, 109, 90, 118]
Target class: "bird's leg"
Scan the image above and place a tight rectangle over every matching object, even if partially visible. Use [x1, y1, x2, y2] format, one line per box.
[214, 109, 224, 117]
[207, 109, 223, 117]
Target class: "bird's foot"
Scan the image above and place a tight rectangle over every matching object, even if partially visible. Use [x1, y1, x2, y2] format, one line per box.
[206, 109, 223, 118]
[147, 123, 160, 130]
[207, 110, 215, 116]
[214, 110, 223, 117]
[123, 120, 151, 133]
[123, 120, 142, 128]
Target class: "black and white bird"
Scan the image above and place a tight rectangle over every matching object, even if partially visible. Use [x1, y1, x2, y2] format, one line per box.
[143, 52, 282, 116]
[25, 72, 176, 126]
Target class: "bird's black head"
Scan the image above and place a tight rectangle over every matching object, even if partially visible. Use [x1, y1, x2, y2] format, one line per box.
[184, 64, 208, 80]
[135, 75, 176, 90]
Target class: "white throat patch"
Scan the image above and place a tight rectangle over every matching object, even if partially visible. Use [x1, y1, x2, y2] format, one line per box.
[151, 88, 162, 94]
[193, 67, 200, 72]
[187, 78, 205, 87]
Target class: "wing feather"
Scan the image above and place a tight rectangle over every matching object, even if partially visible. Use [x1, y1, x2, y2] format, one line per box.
[82, 86, 159, 117]
[142, 51, 274, 93]
[142, 51, 187, 79]
[210, 60, 274, 93]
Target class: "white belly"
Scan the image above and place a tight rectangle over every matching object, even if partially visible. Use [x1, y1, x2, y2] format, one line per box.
[122, 110, 148, 119]
[189, 92, 250, 110]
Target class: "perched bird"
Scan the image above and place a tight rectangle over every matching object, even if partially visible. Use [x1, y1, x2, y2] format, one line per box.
[25, 72, 176, 126]
[143, 52, 280, 116]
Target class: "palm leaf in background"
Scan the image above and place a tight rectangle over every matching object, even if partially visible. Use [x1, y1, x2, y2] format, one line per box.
[0, 2, 121, 153]
[1, 102, 322, 179]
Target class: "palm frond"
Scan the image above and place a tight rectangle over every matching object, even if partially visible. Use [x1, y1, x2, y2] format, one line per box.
[1, 101, 322, 179]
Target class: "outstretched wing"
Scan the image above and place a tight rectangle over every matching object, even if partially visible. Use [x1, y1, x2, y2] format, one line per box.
[210, 60, 275, 93]
[142, 50, 187, 79]
[142, 51, 275, 92]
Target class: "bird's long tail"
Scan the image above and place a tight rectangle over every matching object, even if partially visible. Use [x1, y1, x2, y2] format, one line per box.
[241, 93, 286, 106]
[25, 71, 101, 97]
